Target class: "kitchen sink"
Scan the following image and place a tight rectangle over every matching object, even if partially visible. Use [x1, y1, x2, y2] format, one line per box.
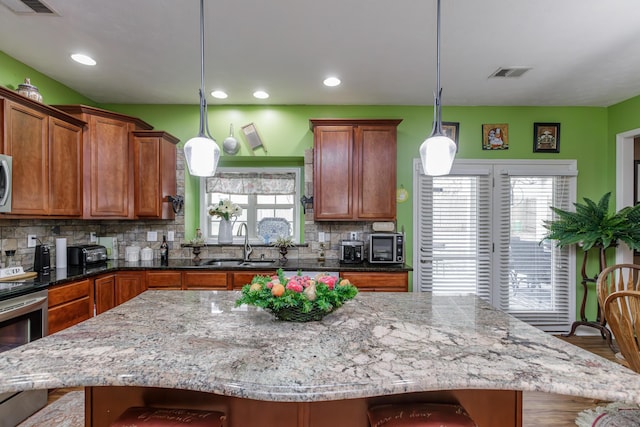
[203, 259, 276, 267]
[204, 259, 243, 267]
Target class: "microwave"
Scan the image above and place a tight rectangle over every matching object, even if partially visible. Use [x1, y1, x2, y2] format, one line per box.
[0, 154, 12, 213]
[369, 233, 404, 264]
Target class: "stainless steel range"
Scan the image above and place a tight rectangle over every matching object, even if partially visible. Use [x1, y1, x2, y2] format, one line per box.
[0, 282, 48, 427]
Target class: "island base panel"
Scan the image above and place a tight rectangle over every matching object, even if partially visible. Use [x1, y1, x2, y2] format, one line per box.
[86, 387, 522, 427]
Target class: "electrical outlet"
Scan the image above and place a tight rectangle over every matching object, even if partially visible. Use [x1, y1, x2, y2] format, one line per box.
[27, 234, 37, 248]
[167, 231, 175, 242]
[90, 232, 97, 243]
[318, 232, 325, 243]
[350, 232, 358, 240]
[147, 231, 158, 242]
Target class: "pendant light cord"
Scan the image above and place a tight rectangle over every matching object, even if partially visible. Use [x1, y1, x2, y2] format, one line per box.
[430, 0, 444, 137]
[198, 0, 213, 139]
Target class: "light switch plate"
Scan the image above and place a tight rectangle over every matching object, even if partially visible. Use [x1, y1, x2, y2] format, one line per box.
[167, 231, 174, 242]
[147, 231, 158, 242]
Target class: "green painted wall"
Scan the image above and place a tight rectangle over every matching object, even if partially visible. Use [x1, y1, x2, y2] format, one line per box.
[1, 50, 628, 321]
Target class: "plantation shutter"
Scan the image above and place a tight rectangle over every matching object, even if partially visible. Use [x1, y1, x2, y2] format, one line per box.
[415, 162, 492, 299]
[414, 159, 577, 333]
[495, 168, 576, 332]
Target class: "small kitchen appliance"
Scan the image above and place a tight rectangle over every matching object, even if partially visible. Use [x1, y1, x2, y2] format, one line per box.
[340, 240, 364, 264]
[33, 244, 51, 275]
[67, 244, 108, 267]
[369, 233, 405, 264]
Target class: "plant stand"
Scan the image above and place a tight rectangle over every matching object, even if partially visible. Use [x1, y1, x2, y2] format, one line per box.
[562, 246, 616, 352]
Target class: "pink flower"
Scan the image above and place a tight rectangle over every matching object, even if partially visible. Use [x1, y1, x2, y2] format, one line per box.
[286, 280, 303, 292]
[266, 281, 276, 289]
[318, 275, 338, 289]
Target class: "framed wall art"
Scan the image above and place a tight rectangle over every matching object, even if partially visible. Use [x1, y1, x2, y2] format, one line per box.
[533, 122, 560, 153]
[482, 124, 508, 150]
[442, 122, 460, 152]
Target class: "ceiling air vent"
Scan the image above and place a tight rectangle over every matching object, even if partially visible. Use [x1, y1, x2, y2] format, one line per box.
[1, 0, 57, 15]
[489, 67, 532, 78]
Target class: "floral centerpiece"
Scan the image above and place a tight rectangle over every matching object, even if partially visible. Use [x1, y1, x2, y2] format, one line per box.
[208, 199, 242, 220]
[235, 269, 358, 322]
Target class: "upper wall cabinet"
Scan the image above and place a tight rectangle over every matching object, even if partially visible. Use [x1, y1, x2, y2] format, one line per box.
[310, 119, 402, 221]
[132, 130, 179, 219]
[53, 105, 153, 219]
[0, 87, 85, 217]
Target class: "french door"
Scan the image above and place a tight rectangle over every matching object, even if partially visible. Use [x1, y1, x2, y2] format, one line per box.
[413, 159, 577, 332]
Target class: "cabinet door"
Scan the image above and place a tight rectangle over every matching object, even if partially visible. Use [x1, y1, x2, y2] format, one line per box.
[48, 279, 93, 334]
[95, 274, 116, 315]
[357, 125, 397, 220]
[231, 271, 276, 290]
[341, 272, 408, 292]
[88, 115, 133, 218]
[115, 272, 146, 305]
[49, 117, 83, 216]
[133, 131, 178, 219]
[183, 272, 228, 289]
[147, 270, 182, 289]
[4, 100, 49, 215]
[313, 125, 354, 220]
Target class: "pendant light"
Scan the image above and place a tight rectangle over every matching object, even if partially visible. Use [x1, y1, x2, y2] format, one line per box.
[419, 0, 456, 176]
[183, 0, 220, 177]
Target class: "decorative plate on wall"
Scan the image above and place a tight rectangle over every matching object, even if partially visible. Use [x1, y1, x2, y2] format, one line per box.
[257, 218, 291, 243]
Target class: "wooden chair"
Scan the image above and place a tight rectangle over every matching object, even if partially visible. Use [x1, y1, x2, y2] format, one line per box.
[597, 264, 640, 315]
[603, 290, 640, 373]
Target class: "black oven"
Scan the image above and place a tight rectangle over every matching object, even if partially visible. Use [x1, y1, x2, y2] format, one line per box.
[0, 288, 48, 426]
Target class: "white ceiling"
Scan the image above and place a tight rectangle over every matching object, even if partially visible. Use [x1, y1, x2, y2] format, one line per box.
[2, 0, 640, 107]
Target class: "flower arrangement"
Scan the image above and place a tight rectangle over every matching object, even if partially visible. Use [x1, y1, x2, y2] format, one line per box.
[208, 199, 242, 220]
[271, 236, 295, 249]
[235, 269, 358, 321]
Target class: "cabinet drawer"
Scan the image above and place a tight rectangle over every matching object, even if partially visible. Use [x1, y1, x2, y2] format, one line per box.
[48, 297, 92, 334]
[183, 272, 228, 289]
[341, 272, 408, 292]
[231, 271, 276, 290]
[48, 279, 91, 307]
[147, 271, 182, 289]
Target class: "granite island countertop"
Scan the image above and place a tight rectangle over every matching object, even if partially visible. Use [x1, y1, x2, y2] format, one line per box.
[1, 291, 639, 404]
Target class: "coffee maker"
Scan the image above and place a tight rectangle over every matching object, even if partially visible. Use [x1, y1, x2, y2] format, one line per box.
[34, 244, 51, 276]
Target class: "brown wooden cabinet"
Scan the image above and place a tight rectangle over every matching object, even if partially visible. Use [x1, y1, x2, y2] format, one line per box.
[48, 279, 93, 334]
[341, 271, 408, 292]
[0, 88, 84, 217]
[132, 130, 179, 219]
[115, 271, 146, 305]
[310, 119, 401, 221]
[183, 271, 229, 290]
[146, 270, 182, 290]
[231, 271, 276, 290]
[53, 105, 153, 219]
[95, 274, 116, 315]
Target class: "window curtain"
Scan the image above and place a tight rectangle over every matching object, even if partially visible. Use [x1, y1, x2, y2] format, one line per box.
[206, 172, 296, 195]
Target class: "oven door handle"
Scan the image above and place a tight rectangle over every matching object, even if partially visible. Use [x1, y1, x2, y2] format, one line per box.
[0, 295, 47, 323]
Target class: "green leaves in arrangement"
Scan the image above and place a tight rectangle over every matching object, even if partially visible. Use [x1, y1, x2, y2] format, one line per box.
[543, 192, 640, 251]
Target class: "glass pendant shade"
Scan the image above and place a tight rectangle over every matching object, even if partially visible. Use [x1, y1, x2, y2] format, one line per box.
[184, 135, 221, 177]
[419, 134, 456, 176]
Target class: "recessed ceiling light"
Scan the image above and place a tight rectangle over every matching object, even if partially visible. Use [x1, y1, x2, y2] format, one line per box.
[253, 90, 269, 99]
[70, 53, 96, 66]
[211, 90, 228, 99]
[323, 77, 341, 87]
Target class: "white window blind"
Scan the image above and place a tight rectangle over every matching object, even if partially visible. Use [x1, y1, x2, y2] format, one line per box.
[414, 159, 576, 332]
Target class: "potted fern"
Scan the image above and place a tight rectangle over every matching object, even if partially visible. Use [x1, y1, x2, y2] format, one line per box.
[543, 192, 640, 253]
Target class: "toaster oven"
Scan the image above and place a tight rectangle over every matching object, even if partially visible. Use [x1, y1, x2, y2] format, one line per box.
[368, 233, 404, 264]
[67, 244, 108, 267]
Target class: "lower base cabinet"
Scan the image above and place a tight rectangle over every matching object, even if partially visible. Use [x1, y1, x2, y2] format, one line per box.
[95, 274, 116, 315]
[115, 272, 146, 305]
[341, 272, 408, 292]
[48, 279, 93, 334]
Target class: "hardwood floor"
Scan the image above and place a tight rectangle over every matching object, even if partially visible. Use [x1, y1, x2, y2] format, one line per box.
[522, 335, 627, 426]
[43, 336, 627, 426]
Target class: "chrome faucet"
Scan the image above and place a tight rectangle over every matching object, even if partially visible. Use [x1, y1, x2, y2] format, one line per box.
[237, 223, 253, 262]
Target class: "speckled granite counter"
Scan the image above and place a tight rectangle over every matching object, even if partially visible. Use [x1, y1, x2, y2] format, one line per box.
[1, 291, 638, 405]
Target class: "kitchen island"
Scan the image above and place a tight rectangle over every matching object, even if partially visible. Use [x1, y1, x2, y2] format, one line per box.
[1, 291, 639, 426]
